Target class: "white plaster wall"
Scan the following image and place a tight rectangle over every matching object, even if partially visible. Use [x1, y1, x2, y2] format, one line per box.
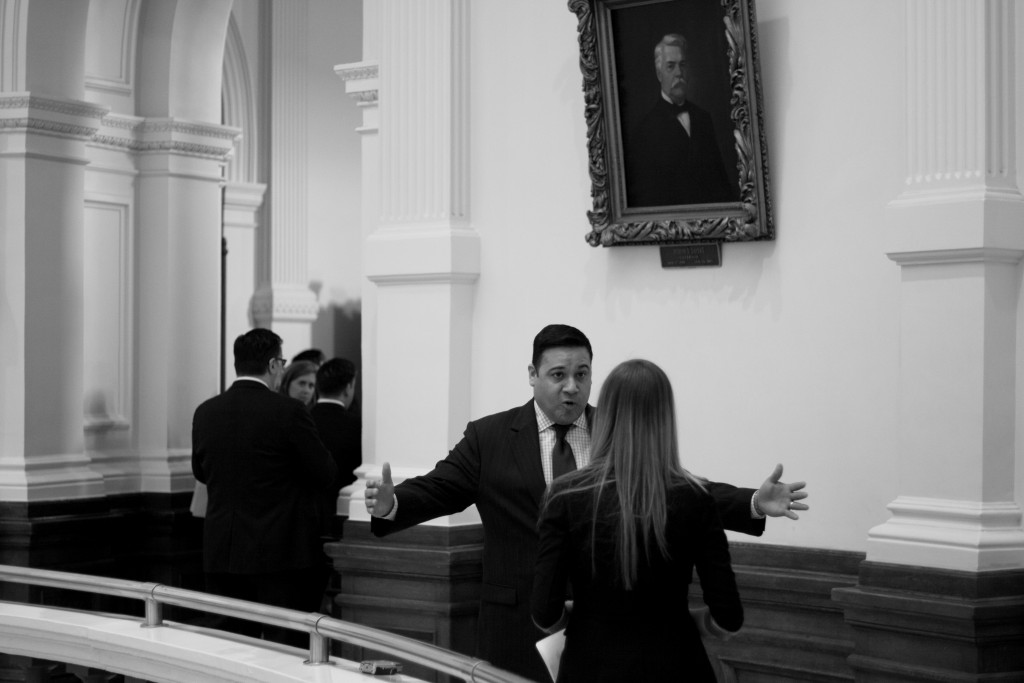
[460, 0, 905, 553]
[306, 0, 364, 365]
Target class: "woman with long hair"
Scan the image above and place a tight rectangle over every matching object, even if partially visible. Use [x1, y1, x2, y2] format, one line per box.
[531, 359, 742, 681]
[277, 360, 318, 408]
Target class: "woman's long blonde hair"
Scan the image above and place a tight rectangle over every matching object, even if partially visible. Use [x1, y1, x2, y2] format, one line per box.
[544, 359, 704, 589]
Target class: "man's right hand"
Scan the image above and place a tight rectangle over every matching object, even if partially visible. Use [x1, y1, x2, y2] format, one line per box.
[364, 462, 396, 518]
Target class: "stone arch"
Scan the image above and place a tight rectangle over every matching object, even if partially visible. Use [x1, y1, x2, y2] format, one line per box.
[135, 0, 232, 122]
[222, 12, 257, 184]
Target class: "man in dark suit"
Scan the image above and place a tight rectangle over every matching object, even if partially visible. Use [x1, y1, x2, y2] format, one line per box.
[625, 33, 736, 207]
[312, 357, 362, 505]
[308, 358, 362, 609]
[192, 328, 337, 647]
[365, 324, 808, 681]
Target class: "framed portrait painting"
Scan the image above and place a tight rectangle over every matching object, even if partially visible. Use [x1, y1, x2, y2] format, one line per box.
[568, 0, 773, 247]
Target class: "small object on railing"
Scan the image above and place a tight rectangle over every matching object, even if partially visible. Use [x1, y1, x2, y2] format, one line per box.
[360, 660, 402, 675]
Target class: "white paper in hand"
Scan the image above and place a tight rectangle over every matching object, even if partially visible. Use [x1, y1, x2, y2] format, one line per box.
[535, 628, 566, 682]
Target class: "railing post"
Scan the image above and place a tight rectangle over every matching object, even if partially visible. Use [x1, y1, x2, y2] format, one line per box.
[142, 597, 163, 628]
[305, 626, 331, 666]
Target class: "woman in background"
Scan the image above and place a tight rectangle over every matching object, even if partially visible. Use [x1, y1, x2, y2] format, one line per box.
[531, 358, 743, 682]
[277, 360, 318, 408]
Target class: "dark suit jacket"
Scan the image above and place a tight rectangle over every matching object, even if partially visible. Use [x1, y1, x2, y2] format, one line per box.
[532, 479, 742, 682]
[625, 98, 736, 207]
[311, 401, 362, 532]
[371, 400, 763, 681]
[192, 380, 336, 575]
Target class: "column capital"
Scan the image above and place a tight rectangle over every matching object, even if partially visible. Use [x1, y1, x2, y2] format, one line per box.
[0, 92, 107, 141]
[251, 285, 319, 326]
[335, 60, 379, 106]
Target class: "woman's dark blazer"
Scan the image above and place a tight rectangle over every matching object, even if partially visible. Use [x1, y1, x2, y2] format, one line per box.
[532, 478, 743, 682]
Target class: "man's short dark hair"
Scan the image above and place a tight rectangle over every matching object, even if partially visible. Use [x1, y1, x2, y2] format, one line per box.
[316, 358, 357, 396]
[234, 328, 283, 376]
[292, 348, 326, 366]
[532, 324, 593, 369]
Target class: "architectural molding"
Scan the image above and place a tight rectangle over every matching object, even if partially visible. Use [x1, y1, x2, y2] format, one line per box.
[88, 113, 241, 161]
[0, 93, 107, 140]
[868, 497, 1024, 572]
[0, 454, 104, 502]
[334, 60, 379, 107]
[250, 285, 319, 325]
[223, 182, 267, 230]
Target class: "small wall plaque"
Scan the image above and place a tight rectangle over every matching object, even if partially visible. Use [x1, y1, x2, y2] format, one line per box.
[660, 243, 722, 268]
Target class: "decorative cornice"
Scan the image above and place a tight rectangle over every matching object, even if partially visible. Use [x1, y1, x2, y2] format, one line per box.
[0, 93, 108, 140]
[335, 61, 379, 105]
[90, 114, 241, 160]
[250, 286, 319, 324]
[334, 61, 379, 82]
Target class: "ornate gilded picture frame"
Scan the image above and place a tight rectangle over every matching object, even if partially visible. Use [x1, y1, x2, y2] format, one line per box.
[569, 0, 773, 248]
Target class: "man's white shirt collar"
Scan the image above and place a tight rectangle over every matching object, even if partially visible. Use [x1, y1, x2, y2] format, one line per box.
[317, 398, 347, 408]
[235, 376, 270, 389]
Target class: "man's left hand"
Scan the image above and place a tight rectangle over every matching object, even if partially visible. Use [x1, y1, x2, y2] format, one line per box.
[756, 463, 808, 520]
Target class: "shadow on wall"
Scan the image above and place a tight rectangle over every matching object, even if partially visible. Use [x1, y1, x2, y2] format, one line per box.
[312, 300, 362, 418]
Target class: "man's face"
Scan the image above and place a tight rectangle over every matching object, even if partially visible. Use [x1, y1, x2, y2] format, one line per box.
[529, 346, 592, 425]
[657, 45, 688, 105]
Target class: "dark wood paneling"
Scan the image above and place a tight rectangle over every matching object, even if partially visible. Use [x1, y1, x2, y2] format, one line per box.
[325, 521, 483, 683]
[834, 562, 1024, 682]
[0, 492, 203, 614]
[704, 543, 861, 682]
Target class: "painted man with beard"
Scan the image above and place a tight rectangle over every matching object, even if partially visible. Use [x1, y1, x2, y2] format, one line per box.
[625, 33, 736, 207]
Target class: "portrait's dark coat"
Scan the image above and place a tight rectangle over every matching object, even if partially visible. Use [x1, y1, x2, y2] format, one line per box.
[625, 98, 736, 207]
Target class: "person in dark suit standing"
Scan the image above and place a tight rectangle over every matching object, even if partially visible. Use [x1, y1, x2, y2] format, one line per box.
[308, 358, 362, 609]
[192, 328, 337, 647]
[364, 324, 807, 681]
[532, 359, 742, 682]
[312, 357, 362, 499]
[625, 33, 736, 207]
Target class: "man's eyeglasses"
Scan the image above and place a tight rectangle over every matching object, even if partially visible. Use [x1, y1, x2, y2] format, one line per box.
[272, 357, 286, 368]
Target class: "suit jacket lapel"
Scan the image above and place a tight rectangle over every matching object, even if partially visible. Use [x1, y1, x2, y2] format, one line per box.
[509, 400, 546, 508]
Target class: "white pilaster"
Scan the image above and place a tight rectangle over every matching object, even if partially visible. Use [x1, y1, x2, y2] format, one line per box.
[251, 1, 318, 354]
[869, 0, 1024, 571]
[133, 118, 240, 492]
[0, 93, 108, 501]
[352, 0, 479, 524]
[223, 182, 267, 384]
[335, 60, 380, 486]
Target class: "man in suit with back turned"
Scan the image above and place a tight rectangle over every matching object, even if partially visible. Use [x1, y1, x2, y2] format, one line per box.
[365, 323, 809, 681]
[308, 357, 362, 609]
[192, 327, 337, 647]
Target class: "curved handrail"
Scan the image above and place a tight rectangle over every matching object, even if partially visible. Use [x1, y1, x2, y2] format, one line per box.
[0, 563, 531, 683]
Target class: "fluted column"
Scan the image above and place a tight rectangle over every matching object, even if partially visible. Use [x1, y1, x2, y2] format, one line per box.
[326, 5, 483, 658]
[251, 1, 318, 354]
[360, 0, 480, 520]
[869, 0, 1024, 572]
